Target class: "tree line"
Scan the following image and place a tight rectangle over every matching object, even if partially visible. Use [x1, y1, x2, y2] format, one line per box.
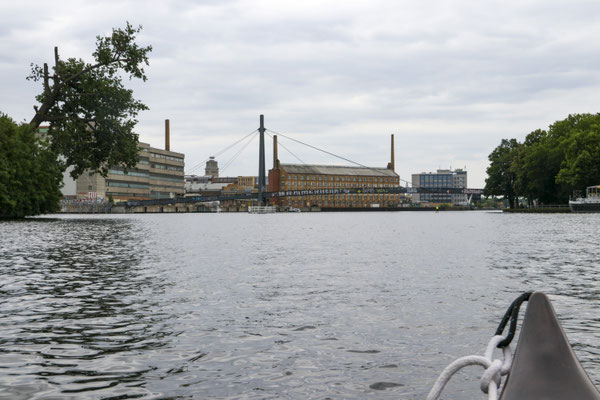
[0, 23, 150, 218]
[484, 113, 600, 208]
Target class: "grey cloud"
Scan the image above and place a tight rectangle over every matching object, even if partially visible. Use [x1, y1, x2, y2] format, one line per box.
[3, 1, 600, 187]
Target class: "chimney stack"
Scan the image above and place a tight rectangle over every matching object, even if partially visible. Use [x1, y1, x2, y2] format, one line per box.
[273, 135, 280, 169]
[165, 119, 170, 151]
[390, 134, 395, 171]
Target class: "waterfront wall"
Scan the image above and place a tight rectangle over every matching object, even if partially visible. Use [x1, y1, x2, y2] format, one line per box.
[502, 206, 571, 213]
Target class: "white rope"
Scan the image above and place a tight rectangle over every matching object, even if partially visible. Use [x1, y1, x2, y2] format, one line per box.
[426, 335, 512, 400]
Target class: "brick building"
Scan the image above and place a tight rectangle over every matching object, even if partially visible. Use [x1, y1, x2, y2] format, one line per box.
[268, 135, 401, 209]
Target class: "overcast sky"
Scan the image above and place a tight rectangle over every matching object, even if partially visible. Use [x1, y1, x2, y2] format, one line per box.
[2, 0, 600, 187]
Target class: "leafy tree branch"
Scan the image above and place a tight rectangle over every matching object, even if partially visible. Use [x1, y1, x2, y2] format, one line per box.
[27, 22, 152, 178]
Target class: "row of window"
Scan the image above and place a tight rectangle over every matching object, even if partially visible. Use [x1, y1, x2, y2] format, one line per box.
[107, 168, 184, 184]
[284, 174, 396, 183]
[150, 191, 180, 199]
[420, 177, 452, 182]
[149, 153, 184, 163]
[107, 181, 149, 189]
[151, 164, 184, 172]
[284, 201, 398, 207]
[106, 191, 148, 198]
[108, 169, 149, 178]
[150, 183, 184, 190]
[284, 182, 395, 189]
[420, 195, 453, 201]
[149, 174, 185, 183]
[283, 194, 400, 201]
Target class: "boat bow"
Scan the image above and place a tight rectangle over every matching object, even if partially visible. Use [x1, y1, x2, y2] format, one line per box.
[499, 292, 600, 399]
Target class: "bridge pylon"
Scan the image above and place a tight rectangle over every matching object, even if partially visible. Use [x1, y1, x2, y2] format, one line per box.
[258, 115, 266, 205]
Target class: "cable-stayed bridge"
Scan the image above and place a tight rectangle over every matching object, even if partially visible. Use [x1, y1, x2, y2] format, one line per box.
[126, 115, 483, 208]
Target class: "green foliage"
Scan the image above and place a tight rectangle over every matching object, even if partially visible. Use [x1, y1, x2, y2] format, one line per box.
[485, 113, 600, 206]
[0, 114, 62, 218]
[477, 197, 501, 209]
[555, 114, 600, 189]
[484, 138, 520, 208]
[27, 22, 151, 179]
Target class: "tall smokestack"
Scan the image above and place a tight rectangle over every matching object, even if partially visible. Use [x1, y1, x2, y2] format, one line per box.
[273, 135, 279, 169]
[165, 119, 170, 151]
[390, 134, 395, 171]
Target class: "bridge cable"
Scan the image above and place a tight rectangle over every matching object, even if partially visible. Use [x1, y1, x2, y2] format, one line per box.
[185, 129, 258, 175]
[267, 128, 424, 188]
[186, 128, 257, 175]
[266, 128, 404, 181]
[220, 131, 259, 175]
[265, 131, 307, 165]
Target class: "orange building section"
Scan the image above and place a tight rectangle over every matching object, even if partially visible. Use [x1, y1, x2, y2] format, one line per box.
[268, 164, 401, 209]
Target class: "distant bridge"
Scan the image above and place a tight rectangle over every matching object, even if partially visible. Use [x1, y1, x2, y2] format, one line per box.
[125, 187, 483, 207]
[126, 115, 484, 208]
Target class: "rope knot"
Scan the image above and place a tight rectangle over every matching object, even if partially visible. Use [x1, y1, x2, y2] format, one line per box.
[426, 335, 513, 400]
[480, 358, 503, 393]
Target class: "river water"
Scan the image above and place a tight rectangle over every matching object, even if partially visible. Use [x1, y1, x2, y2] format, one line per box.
[1, 211, 600, 399]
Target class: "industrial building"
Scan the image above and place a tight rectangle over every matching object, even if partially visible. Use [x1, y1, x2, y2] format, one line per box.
[65, 120, 185, 202]
[268, 135, 402, 209]
[411, 169, 467, 205]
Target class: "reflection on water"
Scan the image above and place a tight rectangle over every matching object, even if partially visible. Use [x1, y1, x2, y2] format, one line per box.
[0, 218, 171, 399]
[0, 212, 599, 399]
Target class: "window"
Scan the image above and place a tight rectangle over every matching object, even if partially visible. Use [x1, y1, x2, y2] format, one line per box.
[109, 169, 149, 178]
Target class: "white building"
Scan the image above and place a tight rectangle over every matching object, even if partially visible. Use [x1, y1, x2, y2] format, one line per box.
[411, 169, 468, 205]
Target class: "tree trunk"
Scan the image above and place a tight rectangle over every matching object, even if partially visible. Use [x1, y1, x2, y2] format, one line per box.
[29, 84, 61, 130]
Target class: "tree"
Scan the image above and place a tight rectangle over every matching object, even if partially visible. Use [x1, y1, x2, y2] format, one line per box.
[0, 114, 63, 218]
[484, 138, 520, 208]
[27, 22, 152, 178]
[514, 129, 565, 205]
[556, 114, 600, 189]
[510, 130, 545, 206]
[484, 113, 600, 206]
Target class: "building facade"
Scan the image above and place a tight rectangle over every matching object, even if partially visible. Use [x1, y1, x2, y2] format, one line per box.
[267, 134, 401, 209]
[269, 164, 401, 208]
[411, 168, 467, 205]
[205, 156, 219, 177]
[77, 142, 185, 202]
[40, 120, 185, 202]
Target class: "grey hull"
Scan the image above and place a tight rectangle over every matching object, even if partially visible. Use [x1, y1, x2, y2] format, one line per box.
[499, 292, 600, 399]
[570, 202, 600, 212]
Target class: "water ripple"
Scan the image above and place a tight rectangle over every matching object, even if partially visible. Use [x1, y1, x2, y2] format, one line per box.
[1, 212, 600, 398]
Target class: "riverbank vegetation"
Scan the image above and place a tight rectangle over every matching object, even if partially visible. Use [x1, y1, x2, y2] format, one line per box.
[0, 23, 151, 219]
[0, 115, 62, 218]
[484, 113, 600, 208]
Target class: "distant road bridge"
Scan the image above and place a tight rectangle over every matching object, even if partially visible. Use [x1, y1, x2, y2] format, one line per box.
[125, 187, 483, 208]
